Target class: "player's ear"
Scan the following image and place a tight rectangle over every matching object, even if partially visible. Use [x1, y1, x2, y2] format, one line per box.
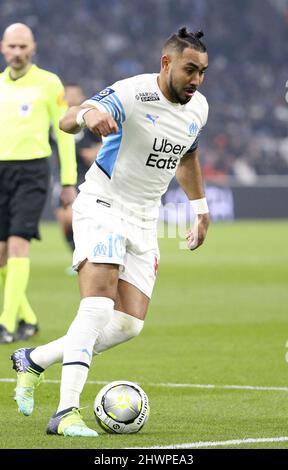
[161, 54, 171, 72]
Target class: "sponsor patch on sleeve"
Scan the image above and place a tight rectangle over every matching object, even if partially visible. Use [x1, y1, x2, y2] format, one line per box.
[91, 87, 115, 102]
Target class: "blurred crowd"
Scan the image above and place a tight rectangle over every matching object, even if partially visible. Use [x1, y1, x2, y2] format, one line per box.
[1, 0, 288, 182]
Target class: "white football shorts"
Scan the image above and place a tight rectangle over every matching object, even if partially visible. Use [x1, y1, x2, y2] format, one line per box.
[72, 192, 160, 298]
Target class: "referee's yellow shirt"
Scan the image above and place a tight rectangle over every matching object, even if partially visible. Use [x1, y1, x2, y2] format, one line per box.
[0, 64, 77, 185]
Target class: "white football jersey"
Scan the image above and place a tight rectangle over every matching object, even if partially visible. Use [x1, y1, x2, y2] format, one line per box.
[79, 73, 208, 226]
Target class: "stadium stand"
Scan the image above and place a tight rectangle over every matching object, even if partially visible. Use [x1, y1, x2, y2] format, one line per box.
[0, 0, 288, 181]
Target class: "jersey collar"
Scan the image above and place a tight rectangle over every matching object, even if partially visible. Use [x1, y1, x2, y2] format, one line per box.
[4, 64, 37, 82]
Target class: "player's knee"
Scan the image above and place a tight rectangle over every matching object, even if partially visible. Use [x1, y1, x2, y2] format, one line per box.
[92, 311, 144, 355]
[127, 316, 144, 339]
[116, 311, 144, 340]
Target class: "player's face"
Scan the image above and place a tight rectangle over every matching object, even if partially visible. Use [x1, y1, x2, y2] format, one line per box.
[165, 48, 208, 105]
[1, 31, 35, 71]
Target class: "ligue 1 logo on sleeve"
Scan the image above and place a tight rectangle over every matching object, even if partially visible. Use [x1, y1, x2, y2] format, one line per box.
[188, 120, 199, 137]
[92, 87, 115, 101]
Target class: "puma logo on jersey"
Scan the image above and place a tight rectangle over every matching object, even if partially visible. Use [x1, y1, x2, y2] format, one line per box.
[146, 114, 159, 125]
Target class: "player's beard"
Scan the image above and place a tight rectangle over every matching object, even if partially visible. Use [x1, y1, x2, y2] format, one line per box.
[167, 75, 190, 105]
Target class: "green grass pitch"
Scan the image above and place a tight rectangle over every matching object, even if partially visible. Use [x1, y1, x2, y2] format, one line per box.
[0, 220, 288, 449]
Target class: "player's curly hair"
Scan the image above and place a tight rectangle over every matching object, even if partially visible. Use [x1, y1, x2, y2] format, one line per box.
[163, 26, 207, 54]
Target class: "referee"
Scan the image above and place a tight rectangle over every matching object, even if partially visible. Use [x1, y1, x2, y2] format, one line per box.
[0, 23, 77, 343]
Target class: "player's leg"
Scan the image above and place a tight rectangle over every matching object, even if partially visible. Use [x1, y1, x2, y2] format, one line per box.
[0, 262, 38, 342]
[14, 278, 149, 374]
[47, 200, 127, 437]
[0, 262, 7, 290]
[46, 260, 119, 437]
[15, 296, 39, 341]
[34, 222, 159, 360]
[0, 238, 38, 342]
[11, 276, 151, 418]
[56, 261, 118, 412]
[0, 241, 13, 343]
[0, 242, 7, 287]
[0, 236, 31, 337]
[11, 338, 64, 416]
[16, 160, 50, 337]
[6, 236, 43, 414]
[92, 219, 159, 354]
[11, 260, 119, 431]
[11, 347, 45, 416]
[0, 161, 16, 343]
[45, 277, 148, 437]
[11, 202, 131, 434]
[2, 159, 50, 341]
[0, 240, 38, 342]
[93, 279, 149, 354]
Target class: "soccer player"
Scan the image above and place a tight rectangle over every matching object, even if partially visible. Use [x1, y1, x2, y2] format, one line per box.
[0, 23, 77, 343]
[53, 83, 101, 256]
[11, 27, 210, 437]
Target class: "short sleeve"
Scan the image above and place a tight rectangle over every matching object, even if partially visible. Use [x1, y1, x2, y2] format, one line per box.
[83, 78, 135, 124]
[186, 134, 200, 154]
[185, 97, 209, 154]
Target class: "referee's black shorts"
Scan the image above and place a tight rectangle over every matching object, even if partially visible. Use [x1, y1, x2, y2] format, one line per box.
[0, 158, 50, 241]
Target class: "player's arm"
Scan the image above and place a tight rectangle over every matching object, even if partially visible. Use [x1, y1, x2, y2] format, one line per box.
[48, 77, 77, 206]
[60, 81, 134, 137]
[59, 105, 118, 136]
[176, 148, 209, 250]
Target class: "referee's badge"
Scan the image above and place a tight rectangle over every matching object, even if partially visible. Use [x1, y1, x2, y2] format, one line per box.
[19, 103, 32, 117]
[57, 92, 67, 107]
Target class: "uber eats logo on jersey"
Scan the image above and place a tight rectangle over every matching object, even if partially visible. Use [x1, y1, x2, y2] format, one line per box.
[146, 138, 187, 170]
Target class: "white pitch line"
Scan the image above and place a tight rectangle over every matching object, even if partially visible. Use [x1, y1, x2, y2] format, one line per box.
[0, 378, 108, 385]
[128, 436, 288, 449]
[150, 382, 288, 392]
[1, 378, 288, 392]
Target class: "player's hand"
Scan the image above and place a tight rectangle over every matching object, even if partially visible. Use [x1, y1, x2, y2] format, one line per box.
[186, 213, 209, 250]
[60, 186, 77, 208]
[83, 109, 118, 137]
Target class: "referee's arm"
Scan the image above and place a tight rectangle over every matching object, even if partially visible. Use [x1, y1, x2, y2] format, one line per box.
[48, 79, 77, 206]
[48, 81, 77, 187]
